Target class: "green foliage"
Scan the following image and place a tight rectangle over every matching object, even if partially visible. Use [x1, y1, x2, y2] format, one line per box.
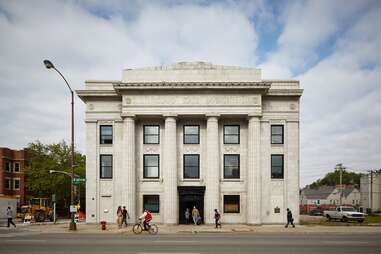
[25, 141, 85, 210]
[309, 169, 362, 189]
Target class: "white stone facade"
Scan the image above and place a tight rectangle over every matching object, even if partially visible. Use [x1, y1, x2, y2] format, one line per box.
[77, 62, 303, 224]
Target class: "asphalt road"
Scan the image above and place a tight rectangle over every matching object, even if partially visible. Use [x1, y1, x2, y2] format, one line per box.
[0, 231, 380, 254]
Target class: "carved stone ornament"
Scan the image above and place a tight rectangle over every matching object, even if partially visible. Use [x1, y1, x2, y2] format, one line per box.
[88, 104, 94, 110]
[144, 146, 158, 153]
[224, 146, 239, 153]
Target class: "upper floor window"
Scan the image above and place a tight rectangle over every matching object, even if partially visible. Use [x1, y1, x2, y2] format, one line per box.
[224, 125, 240, 144]
[183, 154, 200, 179]
[224, 195, 240, 213]
[14, 162, 20, 173]
[144, 125, 160, 144]
[183, 125, 200, 144]
[143, 195, 160, 213]
[271, 154, 284, 179]
[14, 179, 20, 190]
[100, 155, 113, 179]
[143, 154, 160, 178]
[271, 125, 284, 144]
[224, 154, 240, 179]
[100, 125, 113, 144]
[5, 162, 12, 172]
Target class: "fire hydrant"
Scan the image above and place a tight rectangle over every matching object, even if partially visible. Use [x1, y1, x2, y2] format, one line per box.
[100, 221, 107, 230]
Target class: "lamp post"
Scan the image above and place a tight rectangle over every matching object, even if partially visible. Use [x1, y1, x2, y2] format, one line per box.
[44, 60, 76, 231]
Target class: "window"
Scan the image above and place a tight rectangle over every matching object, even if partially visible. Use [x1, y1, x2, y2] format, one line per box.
[183, 125, 200, 144]
[183, 154, 200, 179]
[14, 179, 20, 190]
[5, 162, 12, 172]
[224, 195, 240, 213]
[271, 155, 284, 179]
[143, 125, 160, 144]
[100, 125, 113, 144]
[14, 162, 20, 173]
[224, 125, 240, 144]
[224, 155, 240, 179]
[143, 195, 160, 213]
[143, 155, 160, 178]
[5, 178, 11, 189]
[271, 125, 284, 144]
[100, 155, 113, 179]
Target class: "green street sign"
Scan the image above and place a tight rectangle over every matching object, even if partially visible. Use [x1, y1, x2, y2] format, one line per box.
[73, 178, 86, 184]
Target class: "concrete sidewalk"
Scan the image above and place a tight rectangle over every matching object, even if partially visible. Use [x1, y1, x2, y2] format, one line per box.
[4, 221, 381, 235]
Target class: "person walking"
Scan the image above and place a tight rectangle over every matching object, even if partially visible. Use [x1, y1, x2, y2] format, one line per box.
[122, 206, 130, 227]
[116, 206, 123, 229]
[6, 206, 16, 228]
[285, 208, 295, 228]
[185, 208, 190, 224]
[192, 206, 200, 225]
[214, 209, 221, 229]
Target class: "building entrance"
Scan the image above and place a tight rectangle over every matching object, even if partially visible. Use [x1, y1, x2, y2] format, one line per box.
[178, 186, 205, 224]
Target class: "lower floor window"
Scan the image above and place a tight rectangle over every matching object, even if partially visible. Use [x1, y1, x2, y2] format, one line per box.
[143, 195, 160, 213]
[5, 178, 11, 190]
[14, 179, 20, 190]
[223, 195, 240, 213]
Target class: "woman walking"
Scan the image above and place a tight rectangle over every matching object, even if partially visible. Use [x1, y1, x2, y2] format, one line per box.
[116, 206, 123, 229]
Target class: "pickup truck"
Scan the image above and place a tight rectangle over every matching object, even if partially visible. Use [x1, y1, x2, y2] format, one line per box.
[324, 206, 365, 222]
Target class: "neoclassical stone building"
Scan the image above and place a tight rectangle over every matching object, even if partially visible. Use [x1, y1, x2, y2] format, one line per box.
[77, 62, 303, 224]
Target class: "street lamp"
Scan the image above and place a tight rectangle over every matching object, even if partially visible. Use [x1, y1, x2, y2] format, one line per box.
[44, 60, 76, 231]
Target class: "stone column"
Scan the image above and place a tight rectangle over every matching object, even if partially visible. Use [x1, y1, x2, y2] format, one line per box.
[247, 115, 261, 224]
[163, 115, 178, 224]
[123, 115, 136, 223]
[205, 115, 220, 224]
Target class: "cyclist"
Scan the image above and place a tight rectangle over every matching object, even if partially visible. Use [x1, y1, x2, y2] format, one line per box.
[139, 209, 152, 230]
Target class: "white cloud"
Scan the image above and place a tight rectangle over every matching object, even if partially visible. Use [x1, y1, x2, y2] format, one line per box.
[0, 0, 259, 152]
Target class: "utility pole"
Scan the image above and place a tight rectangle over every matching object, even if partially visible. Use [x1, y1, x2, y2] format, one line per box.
[369, 170, 373, 213]
[336, 163, 344, 206]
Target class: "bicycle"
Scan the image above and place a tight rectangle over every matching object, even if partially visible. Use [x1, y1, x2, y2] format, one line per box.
[133, 218, 158, 235]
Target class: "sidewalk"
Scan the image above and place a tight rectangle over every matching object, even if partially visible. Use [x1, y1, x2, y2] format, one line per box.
[6, 221, 381, 235]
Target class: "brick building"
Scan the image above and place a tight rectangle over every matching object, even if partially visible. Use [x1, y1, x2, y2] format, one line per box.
[0, 148, 29, 206]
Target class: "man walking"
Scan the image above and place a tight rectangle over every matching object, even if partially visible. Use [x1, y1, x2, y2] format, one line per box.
[7, 206, 16, 228]
[285, 208, 295, 228]
[192, 206, 200, 225]
[214, 209, 221, 229]
[122, 206, 130, 227]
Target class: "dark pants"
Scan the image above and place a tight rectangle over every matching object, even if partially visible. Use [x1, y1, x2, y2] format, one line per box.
[7, 218, 16, 228]
[123, 217, 128, 226]
[215, 219, 221, 228]
[143, 219, 151, 230]
[285, 218, 295, 228]
[185, 217, 190, 224]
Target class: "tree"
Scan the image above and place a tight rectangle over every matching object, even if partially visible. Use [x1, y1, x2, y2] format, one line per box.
[309, 169, 362, 189]
[25, 141, 85, 213]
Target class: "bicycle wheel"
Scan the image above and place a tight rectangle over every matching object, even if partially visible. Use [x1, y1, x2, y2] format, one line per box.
[148, 224, 158, 235]
[133, 223, 143, 234]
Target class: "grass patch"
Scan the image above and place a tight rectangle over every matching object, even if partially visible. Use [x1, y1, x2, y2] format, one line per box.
[300, 215, 381, 226]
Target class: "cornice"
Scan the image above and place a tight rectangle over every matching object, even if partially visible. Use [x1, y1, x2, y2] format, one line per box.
[113, 81, 271, 91]
[266, 89, 303, 97]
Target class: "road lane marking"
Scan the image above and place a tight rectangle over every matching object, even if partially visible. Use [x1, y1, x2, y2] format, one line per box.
[153, 240, 199, 243]
[5, 239, 47, 243]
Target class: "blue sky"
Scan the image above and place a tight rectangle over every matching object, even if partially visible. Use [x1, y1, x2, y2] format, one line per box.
[0, 0, 380, 186]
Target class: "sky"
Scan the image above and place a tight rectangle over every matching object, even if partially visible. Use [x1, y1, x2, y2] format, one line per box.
[0, 0, 380, 187]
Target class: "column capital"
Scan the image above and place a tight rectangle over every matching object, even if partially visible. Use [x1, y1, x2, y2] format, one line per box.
[163, 113, 178, 119]
[247, 114, 261, 121]
[206, 113, 220, 120]
[121, 113, 136, 119]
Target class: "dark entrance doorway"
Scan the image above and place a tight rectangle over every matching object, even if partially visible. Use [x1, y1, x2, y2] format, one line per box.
[178, 186, 205, 224]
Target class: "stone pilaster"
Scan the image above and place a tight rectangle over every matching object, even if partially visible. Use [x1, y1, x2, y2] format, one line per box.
[163, 115, 178, 224]
[85, 120, 97, 223]
[123, 115, 136, 223]
[205, 115, 220, 224]
[247, 116, 261, 224]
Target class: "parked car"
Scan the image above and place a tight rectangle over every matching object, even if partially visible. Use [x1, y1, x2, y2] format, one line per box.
[323, 206, 365, 223]
[309, 208, 323, 216]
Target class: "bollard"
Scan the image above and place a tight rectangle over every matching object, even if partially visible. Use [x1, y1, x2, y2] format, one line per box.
[100, 221, 107, 230]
